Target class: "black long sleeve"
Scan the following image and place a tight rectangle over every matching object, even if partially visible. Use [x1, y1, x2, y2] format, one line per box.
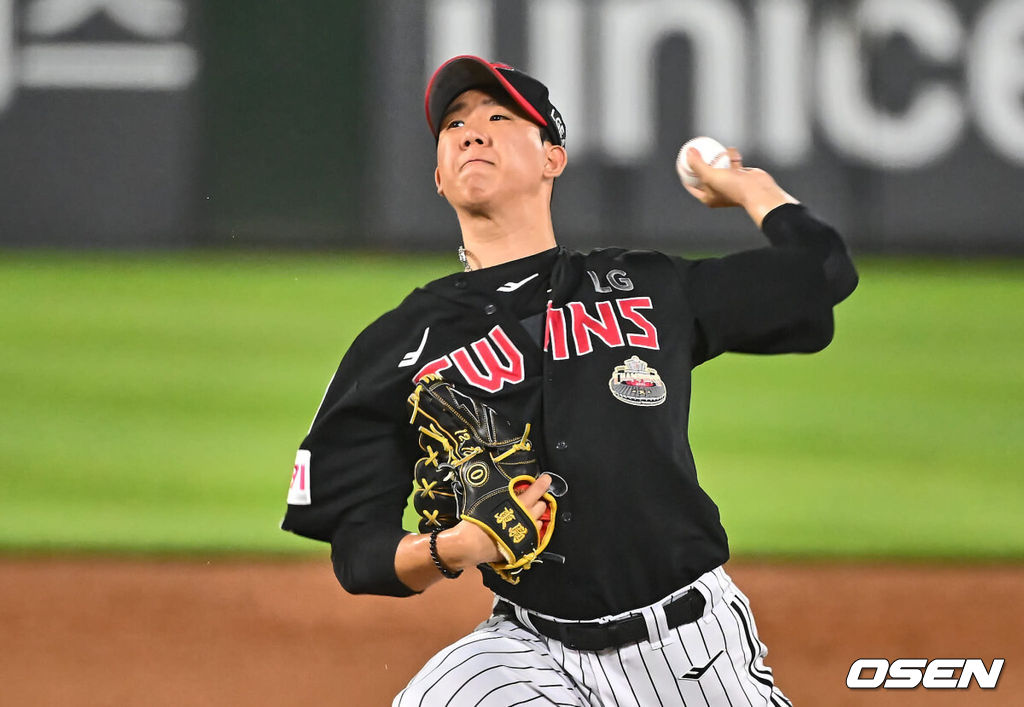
[760, 203, 859, 305]
[676, 203, 858, 365]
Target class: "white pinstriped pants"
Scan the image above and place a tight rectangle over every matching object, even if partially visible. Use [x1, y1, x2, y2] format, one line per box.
[394, 566, 792, 706]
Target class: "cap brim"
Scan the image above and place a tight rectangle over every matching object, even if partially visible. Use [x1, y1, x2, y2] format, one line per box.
[425, 55, 547, 139]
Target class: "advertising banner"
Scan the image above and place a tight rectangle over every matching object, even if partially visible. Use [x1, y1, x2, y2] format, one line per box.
[4, 1, 1021, 252]
[366, 0, 1024, 253]
[0, 0, 200, 247]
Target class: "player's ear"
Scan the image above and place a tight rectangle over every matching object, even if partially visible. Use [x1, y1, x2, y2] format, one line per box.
[543, 144, 567, 179]
[434, 166, 444, 196]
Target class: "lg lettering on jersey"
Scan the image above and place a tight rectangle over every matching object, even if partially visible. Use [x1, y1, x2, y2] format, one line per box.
[411, 297, 661, 392]
[586, 269, 633, 293]
[846, 658, 1004, 689]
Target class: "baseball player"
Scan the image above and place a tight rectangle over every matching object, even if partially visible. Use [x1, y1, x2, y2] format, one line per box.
[282, 55, 858, 705]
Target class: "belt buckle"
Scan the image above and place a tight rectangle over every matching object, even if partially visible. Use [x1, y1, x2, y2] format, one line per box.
[563, 618, 610, 652]
[604, 613, 649, 650]
[555, 622, 575, 648]
[604, 618, 631, 650]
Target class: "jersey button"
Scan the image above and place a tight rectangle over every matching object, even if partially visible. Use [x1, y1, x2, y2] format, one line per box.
[484, 303, 497, 315]
[454, 278, 467, 289]
[560, 511, 573, 523]
[555, 440, 568, 450]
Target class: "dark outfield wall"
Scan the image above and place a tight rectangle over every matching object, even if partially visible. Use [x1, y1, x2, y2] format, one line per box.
[199, 1, 368, 246]
[364, 0, 1024, 253]
[1, 0, 1022, 252]
[0, 0, 201, 247]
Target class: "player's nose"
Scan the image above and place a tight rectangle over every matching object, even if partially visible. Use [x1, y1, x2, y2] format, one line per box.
[460, 122, 489, 148]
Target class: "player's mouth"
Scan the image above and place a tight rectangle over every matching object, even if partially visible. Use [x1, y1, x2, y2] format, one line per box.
[460, 158, 494, 171]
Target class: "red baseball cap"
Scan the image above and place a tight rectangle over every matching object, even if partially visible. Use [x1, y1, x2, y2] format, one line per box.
[425, 55, 566, 147]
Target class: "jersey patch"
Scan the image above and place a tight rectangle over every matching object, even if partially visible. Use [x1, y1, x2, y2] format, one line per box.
[608, 356, 667, 407]
[288, 450, 312, 505]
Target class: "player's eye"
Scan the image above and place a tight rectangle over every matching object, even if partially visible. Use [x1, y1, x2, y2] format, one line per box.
[490, 114, 509, 121]
[445, 119, 464, 130]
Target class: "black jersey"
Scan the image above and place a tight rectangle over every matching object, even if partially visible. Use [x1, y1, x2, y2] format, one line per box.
[281, 204, 858, 620]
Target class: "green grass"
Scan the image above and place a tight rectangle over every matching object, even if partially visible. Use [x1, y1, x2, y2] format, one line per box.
[1, 252, 1021, 559]
[0, 252, 451, 554]
[691, 258, 1024, 558]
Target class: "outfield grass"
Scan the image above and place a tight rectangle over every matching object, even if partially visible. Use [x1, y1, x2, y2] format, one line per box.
[1, 252, 1021, 559]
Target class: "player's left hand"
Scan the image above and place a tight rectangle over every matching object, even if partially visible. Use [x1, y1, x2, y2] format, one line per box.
[447, 473, 554, 567]
[407, 375, 563, 584]
[685, 147, 799, 227]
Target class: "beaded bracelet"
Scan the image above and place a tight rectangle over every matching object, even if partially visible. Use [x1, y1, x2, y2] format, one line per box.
[429, 527, 463, 579]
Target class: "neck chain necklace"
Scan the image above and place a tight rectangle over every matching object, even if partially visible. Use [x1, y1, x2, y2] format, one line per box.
[458, 245, 471, 272]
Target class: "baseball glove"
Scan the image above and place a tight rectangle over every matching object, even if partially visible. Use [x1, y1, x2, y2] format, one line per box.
[407, 374, 559, 584]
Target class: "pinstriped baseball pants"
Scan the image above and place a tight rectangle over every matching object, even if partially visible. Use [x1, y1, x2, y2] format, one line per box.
[393, 567, 792, 706]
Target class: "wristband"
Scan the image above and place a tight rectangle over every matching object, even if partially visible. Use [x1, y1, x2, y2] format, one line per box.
[430, 528, 463, 579]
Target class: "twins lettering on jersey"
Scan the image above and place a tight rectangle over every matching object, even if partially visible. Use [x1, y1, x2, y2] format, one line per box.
[413, 325, 525, 392]
[545, 297, 658, 359]
[410, 296, 660, 393]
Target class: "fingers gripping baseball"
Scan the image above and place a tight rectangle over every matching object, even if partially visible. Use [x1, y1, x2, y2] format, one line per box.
[684, 147, 759, 207]
[680, 139, 800, 226]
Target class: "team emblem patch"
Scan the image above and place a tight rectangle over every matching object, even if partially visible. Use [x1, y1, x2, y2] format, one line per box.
[608, 356, 666, 407]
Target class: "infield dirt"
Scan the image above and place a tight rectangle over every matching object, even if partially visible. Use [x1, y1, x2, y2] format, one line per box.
[3, 559, 1020, 706]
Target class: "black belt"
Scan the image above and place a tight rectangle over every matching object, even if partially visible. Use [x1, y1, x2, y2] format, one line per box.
[493, 588, 706, 652]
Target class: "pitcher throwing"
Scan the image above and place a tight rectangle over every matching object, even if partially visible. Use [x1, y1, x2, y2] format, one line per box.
[282, 55, 858, 706]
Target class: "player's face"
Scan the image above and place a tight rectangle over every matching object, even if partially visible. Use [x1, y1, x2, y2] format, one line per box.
[434, 89, 564, 212]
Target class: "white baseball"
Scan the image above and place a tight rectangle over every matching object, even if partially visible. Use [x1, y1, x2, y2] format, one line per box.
[676, 136, 730, 188]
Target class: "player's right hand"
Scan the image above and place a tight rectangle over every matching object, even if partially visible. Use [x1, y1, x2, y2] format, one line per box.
[685, 147, 799, 226]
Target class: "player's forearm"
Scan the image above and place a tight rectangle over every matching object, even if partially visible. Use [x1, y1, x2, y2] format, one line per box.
[395, 525, 488, 592]
[395, 532, 448, 592]
[740, 183, 800, 228]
